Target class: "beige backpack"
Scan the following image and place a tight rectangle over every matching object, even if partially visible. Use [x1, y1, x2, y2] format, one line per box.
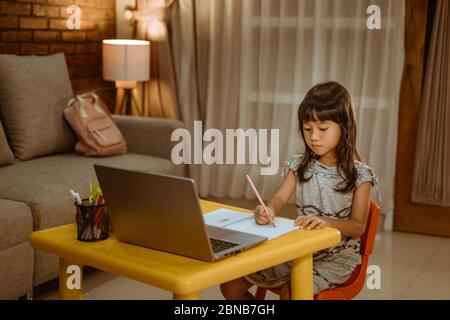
[64, 92, 127, 156]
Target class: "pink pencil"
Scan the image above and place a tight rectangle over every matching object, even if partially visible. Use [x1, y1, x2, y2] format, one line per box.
[246, 174, 276, 227]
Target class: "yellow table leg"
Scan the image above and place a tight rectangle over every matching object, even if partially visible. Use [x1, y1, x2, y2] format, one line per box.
[290, 253, 313, 300]
[59, 258, 84, 300]
[173, 292, 200, 300]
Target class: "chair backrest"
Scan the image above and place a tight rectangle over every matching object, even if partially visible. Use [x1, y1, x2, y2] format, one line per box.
[313, 200, 382, 299]
[360, 200, 381, 256]
[257, 200, 382, 300]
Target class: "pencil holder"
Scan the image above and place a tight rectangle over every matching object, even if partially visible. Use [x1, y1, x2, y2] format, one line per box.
[75, 198, 109, 242]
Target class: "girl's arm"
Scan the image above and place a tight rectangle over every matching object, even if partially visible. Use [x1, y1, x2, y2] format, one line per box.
[267, 170, 297, 214]
[295, 182, 373, 238]
[254, 171, 297, 224]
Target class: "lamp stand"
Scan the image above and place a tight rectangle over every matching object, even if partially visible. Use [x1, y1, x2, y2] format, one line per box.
[114, 80, 142, 116]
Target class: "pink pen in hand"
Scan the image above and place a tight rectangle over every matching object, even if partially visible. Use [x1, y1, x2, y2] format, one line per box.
[246, 174, 276, 227]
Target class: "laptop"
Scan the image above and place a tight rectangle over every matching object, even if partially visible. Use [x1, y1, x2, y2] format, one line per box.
[94, 165, 268, 262]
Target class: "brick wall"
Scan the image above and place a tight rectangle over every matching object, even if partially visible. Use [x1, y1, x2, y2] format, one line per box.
[0, 0, 117, 108]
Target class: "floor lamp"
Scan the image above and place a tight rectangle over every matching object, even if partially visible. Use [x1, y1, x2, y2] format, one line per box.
[102, 39, 150, 116]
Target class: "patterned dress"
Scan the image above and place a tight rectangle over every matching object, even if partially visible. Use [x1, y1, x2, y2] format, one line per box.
[244, 153, 380, 294]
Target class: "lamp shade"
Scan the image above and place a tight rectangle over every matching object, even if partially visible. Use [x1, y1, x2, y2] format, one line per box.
[102, 39, 150, 81]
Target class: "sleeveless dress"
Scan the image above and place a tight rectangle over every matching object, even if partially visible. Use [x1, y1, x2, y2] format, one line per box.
[244, 153, 380, 294]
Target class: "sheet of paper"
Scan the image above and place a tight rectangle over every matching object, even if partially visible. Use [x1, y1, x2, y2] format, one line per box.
[203, 209, 253, 227]
[204, 208, 298, 240]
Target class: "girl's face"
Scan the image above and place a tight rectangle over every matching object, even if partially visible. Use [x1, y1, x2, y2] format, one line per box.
[303, 120, 341, 159]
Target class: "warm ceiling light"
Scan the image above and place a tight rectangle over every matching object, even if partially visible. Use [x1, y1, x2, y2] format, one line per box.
[124, 9, 134, 21]
[147, 18, 168, 42]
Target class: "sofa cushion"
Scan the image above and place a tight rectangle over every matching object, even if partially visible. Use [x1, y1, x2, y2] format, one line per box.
[0, 199, 34, 298]
[0, 120, 14, 166]
[0, 199, 33, 251]
[0, 153, 184, 230]
[0, 242, 33, 299]
[0, 53, 76, 160]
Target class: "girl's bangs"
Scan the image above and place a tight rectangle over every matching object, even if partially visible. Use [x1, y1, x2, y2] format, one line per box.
[299, 102, 340, 124]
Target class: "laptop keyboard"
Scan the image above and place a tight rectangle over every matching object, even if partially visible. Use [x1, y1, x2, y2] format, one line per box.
[209, 237, 239, 253]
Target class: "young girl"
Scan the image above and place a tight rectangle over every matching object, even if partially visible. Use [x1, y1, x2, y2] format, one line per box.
[220, 81, 379, 300]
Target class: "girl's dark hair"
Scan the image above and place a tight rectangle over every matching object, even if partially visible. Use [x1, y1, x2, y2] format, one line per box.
[297, 81, 363, 193]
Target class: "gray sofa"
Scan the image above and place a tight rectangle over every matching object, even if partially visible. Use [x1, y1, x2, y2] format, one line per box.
[0, 53, 186, 299]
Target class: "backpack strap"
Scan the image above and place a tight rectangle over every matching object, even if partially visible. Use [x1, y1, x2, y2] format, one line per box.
[67, 97, 76, 107]
[79, 92, 106, 114]
[76, 95, 89, 119]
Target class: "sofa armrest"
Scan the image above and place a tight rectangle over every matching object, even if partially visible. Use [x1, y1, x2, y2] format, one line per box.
[112, 115, 185, 160]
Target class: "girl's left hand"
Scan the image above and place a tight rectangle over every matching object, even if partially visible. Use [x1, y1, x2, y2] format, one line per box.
[294, 216, 328, 230]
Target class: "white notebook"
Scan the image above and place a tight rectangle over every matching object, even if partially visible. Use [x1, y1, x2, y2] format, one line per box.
[204, 208, 298, 240]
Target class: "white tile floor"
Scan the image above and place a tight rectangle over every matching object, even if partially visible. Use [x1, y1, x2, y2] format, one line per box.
[36, 230, 450, 300]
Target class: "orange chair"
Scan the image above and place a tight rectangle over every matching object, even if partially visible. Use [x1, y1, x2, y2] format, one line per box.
[255, 200, 381, 300]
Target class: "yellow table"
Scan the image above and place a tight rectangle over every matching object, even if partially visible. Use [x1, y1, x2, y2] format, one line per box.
[29, 200, 341, 300]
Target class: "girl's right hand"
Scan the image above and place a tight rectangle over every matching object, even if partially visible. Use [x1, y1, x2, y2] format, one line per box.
[253, 205, 276, 225]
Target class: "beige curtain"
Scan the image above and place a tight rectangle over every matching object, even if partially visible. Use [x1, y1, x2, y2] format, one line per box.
[412, 0, 450, 207]
[134, 0, 179, 119]
[168, 0, 207, 181]
[171, 0, 404, 230]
